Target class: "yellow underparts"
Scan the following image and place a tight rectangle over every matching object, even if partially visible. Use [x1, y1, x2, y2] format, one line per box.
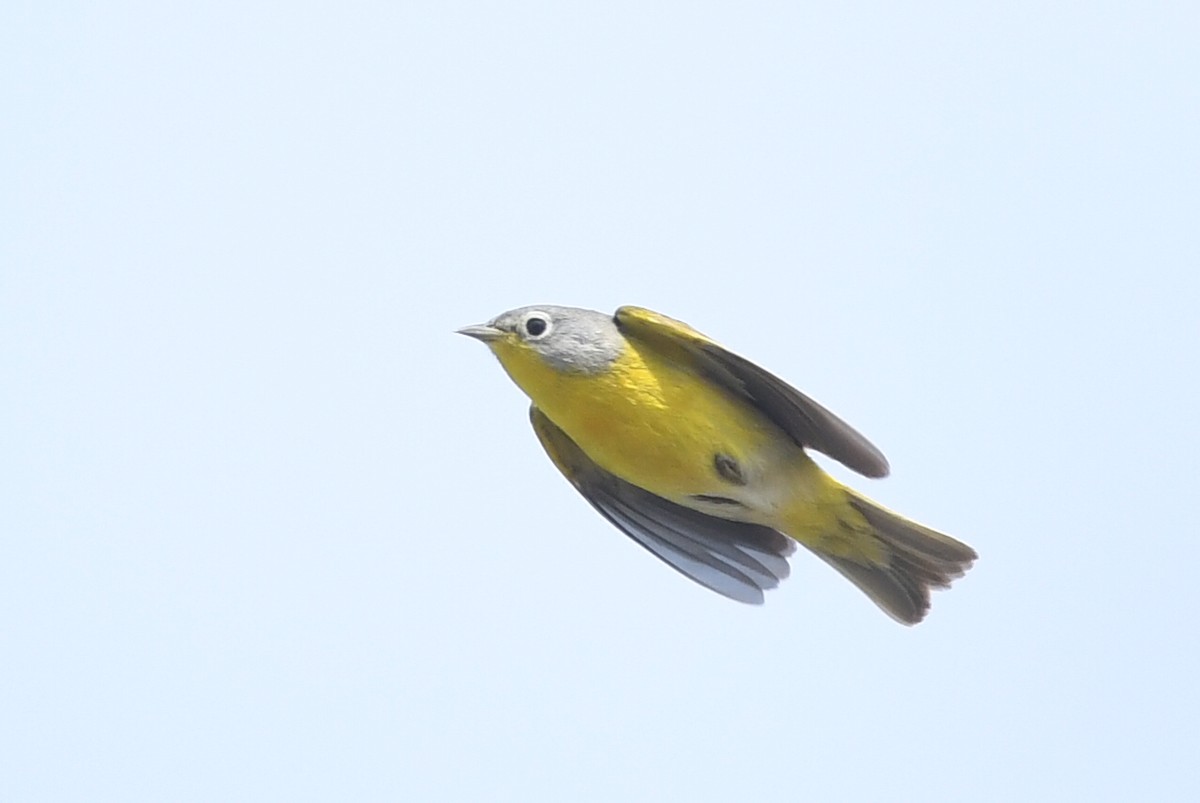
[492, 336, 886, 565]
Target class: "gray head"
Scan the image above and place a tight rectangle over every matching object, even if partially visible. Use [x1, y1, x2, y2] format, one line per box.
[457, 305, 625, 374]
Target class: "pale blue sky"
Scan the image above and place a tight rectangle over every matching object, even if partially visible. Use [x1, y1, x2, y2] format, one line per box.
[3, 2, 1198, 801]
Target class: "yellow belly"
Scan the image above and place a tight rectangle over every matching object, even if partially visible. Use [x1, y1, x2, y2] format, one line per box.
[493, 334, 884, 563]
[495, 337, 786, 501]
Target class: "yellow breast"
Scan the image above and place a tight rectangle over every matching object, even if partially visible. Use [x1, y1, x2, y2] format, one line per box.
[492, 335, 785, 502]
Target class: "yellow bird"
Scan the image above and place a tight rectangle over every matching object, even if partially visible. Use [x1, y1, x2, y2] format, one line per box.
[458, 305, 976, 624]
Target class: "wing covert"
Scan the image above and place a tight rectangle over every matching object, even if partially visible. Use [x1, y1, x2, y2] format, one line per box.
[614, 306, 890, 478]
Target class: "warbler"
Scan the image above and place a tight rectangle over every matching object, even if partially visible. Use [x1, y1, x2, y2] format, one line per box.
[458, 305, 976, 624]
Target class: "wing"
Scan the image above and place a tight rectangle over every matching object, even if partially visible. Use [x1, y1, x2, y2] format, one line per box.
[614, 306, 890, 478]
[529, 406, 794, 604]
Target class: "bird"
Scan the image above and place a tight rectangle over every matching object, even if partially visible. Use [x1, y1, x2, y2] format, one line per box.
[458, 304, 976, 624]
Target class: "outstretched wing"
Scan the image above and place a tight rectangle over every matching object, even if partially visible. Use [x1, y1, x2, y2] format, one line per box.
[529, 406, 794, 604]
[614, 306, 890, 478]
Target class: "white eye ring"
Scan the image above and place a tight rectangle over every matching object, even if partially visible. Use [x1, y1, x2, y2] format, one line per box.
[521, 312, 552, 340]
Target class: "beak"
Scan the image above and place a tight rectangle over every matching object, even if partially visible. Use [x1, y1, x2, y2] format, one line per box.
[456, 324, 504, 343]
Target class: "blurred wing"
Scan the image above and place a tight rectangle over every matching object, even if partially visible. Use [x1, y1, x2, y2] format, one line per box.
[614, 306, 890, 478]
[529, 406, 794, 604]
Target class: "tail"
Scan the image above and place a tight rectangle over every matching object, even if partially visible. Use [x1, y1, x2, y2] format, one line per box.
[806, 490, 977, 625]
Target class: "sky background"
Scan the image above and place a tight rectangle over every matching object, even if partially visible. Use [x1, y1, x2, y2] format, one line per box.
[4, 2, 1199, 801]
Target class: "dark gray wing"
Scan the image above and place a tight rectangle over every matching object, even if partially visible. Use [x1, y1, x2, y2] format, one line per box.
[615, 306, 890, 478]
[530, 406, 794, 604]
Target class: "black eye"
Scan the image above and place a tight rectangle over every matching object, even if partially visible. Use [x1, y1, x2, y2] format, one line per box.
[524, 316, 548, 337]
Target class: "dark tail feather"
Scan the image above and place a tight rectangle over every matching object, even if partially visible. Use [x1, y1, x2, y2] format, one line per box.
[812, 493, 977, 625]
